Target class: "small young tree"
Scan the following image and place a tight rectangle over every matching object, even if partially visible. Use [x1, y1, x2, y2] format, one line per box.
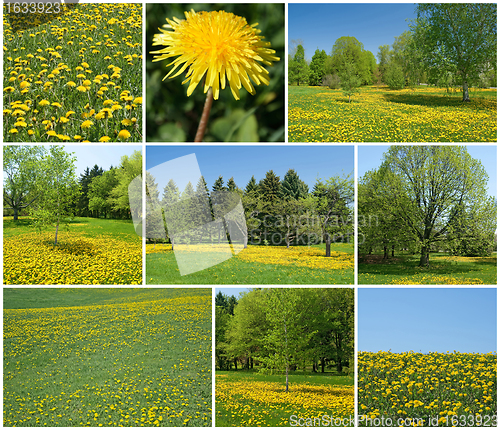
[384, 60, 406, 90]
[339, 61, 362, 102]
[30, 146, 80, 245]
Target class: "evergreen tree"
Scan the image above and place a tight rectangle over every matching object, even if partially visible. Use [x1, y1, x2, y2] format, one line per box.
[280, 169, 309, 200]
[259, 170, 281, 204]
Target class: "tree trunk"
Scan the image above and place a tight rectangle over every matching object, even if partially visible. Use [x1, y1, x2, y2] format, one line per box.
[233, 358, 238, 371]
[419, 246, 429, 267]
[462, 80, 470, 102]
[325, 235, 331, 257]
[321, 358, 325, 373]
[383, 245, 388, 259]
[13, 207, 19, 221]
[391, 244, 395, 258]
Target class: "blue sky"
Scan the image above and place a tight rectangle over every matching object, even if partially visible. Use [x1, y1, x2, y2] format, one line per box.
[146, 145, 354, 192]
[358, 145, 497, 198]
[216, 288, 253, 299]
[58, 145, 142, 178]
[288, 3, 417, 61]
[358, 288, 497, 353]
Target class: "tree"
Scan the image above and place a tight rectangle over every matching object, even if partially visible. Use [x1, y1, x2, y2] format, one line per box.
[3, 145, 46, 220]
[288, 44, 309, 86]
[30, 146, 80, 245]
[162, 179, 181, 248]
[377, 44, 392, 80]
[384, 60, 406, 90]
[339, 60, 362, 102]
[88, 168, 119, 218]
[280, 169, 308, 200]
[260, 288, 316, 392]
[244, 176, 259, 195]
[77, 165, 103, 217]
[108, 150, 142, 219]
[379, 146, 490, 266]
[259, 170, 281, 204]
[313, 174, 354, 257]
[414, 3, 497, 102]
[308, 49, 328, 86]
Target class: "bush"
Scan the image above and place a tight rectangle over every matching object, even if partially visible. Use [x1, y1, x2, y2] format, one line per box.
[321, 74, 341, 89]
[384, 62, 405, 90]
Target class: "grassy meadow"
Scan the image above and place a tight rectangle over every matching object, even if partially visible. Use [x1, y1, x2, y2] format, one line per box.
[3, 216, 142, 285]
[216, 371, 354, 427]
[3, 288, 212, 427]
[146, 243, 354, 284]
[358, 252, 497, 285]
[358, 351, 497, 427]
[288, 85, 497, 142]
[3, 3, 142, 142]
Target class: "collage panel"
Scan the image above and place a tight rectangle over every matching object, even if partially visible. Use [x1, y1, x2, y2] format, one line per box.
[215, 287, 355, 427]
[358, 145, 497, 286]
[3, 145, 142, 285]
[358, 288, 497, 427]
[145, 3, 285, 143]
[145, 145, 354, 284]
[3, 2, 143, 143]
[288, 3, 496, 143]
[3, 287, 212, 427]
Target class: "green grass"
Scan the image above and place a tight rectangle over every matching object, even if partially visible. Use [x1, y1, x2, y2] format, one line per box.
[146, 243, 354, 284]
[288, 85, 497, 142]
[216, 370, 354, 427]
[3, 216, 139, 240]
[4, 288, 212, 427]
[358, 252, 497, 285]
[3, 3, 142, 143]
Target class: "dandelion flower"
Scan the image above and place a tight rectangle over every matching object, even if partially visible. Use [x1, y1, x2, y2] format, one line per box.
[151, 9, 280, 100]
[99, 136, 111, 142]
[81, 120, 93, 129]
[77, 85, 88, 92]
[39, 100, 50, 107]
[9, 128, 18, 134]
[117, 129, 131, 139]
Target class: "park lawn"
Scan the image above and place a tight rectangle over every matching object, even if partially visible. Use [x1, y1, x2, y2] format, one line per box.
[146, 243, 354, 284]
[358, 252, 497, 285]
[3, 216, 142, 285]
[288, 85, 497, 142]
[216, 370, 354, 427]
[3, 288, 212, 427]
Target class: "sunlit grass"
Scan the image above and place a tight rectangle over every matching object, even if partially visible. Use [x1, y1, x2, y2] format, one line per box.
[288, 85, 497, 142]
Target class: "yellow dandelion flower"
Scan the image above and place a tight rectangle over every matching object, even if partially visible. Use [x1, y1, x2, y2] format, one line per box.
[66, 81, 77, 87]
[117, 129, 131, 139]
[77, 85, 88, 92]
[4, 86, 15, 93]
[47, 130, 57, 136]
[133, 97, 142, 104]
[81, 120, 93, 129]
[99, 136, 111, 142]
[28, 129, 35, 135]
[51, 102, 62, 108]
[9, 128, 19, 134]
[95, 112, 105, 120]
[151, 9, 280, 100]
[39, 99, 50, 107]
[74, 135, 82, 140]
[121, 119, 133, 126]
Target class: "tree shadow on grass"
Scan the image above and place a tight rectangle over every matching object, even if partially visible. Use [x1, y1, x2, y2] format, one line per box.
[382, 93, 495, 111]
[41, 238, 99, 256]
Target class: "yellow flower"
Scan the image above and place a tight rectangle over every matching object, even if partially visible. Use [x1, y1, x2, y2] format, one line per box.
[133, 97, 142, 104]
[51, 102, 62, 108]
[39, 100, 50, 107]
[99, 136, 111, 142]
[117, 129, 131, 139]
[66, 81, 77, 87]
[9, 128, 18, 134]
[81, 120, 93, 129]
[151, 9, 280, 100]
[77, 85, 88, 92]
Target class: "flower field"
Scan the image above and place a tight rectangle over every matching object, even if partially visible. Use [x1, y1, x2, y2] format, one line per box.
[216, 374, 354, 426]
[3, 217, 142, 285]
[358, 351, 497, 427]
[358, 254, 496, 285]
[3, 3, 142, 142]
[288, 86, 497, 142]
[3, 288, 212, 427]
[146, 243, 354, 284]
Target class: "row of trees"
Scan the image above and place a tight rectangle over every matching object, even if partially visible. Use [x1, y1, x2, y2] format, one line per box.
[358, 146, 496, 266]
[216, 288, 355, 391]
[146, 169, 354, 256]
[289, 4, 497, 102]
[3, 146, 141, 244]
